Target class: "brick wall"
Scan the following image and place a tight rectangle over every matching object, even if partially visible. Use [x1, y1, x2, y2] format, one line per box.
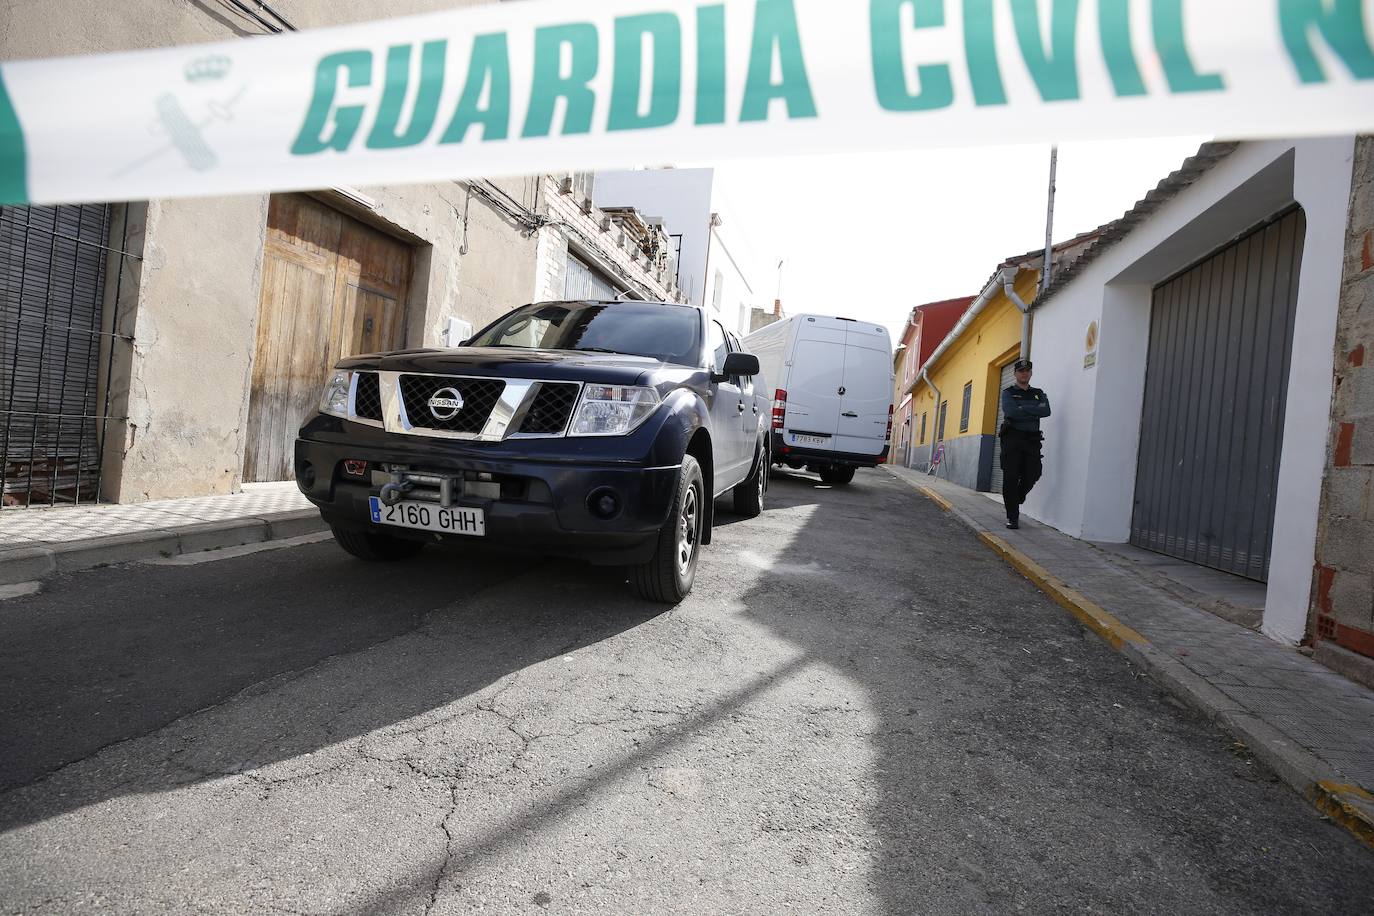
[534, 177, 683, 304]
[1311, 135, 1374, 666]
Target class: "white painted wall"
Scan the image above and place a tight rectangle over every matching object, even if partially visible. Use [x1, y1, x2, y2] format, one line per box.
[1024, 137, 1356, 646]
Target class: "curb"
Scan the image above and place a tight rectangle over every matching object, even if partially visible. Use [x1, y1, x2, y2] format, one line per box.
[0, 509, 328, 585]
[888, 467, 1374, 850]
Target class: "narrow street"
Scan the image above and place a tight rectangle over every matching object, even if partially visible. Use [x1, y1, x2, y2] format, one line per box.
[2, 469, 1371, 915]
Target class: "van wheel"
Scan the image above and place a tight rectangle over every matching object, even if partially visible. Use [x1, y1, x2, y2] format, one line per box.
[732, 444, 767, 518]
[819, 466, 855, 486]
[330, 525, 426, 561]
[632, 455, 704, 603]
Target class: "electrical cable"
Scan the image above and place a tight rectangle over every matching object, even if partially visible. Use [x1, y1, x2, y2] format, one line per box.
[223, 0, 282, 34]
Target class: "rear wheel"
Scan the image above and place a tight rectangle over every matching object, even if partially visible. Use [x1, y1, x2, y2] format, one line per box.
[732, 443, 767, 517]
[631, 455, 704, 603]
[819, 466, 856, 486]
[330, 525, 426, 561]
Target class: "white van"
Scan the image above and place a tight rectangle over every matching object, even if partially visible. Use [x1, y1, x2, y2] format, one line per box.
[743, 314, 894, 485]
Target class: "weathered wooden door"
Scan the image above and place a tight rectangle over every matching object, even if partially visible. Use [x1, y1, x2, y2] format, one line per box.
[244, 194, 412, 482]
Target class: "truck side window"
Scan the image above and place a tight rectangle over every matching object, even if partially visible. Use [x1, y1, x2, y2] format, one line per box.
[728, 332, 750, 392]
[708, 320, 729, 377]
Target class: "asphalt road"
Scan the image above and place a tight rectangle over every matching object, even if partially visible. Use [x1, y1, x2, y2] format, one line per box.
[2, 469, 1371, 914]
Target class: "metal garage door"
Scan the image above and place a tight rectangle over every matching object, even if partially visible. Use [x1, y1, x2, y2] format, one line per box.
[990, 361, 1015, 494]
[1130, 208, 1305, 582]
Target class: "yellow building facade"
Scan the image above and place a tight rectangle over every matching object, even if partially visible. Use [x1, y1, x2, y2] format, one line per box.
[908, 267, 1040, 491]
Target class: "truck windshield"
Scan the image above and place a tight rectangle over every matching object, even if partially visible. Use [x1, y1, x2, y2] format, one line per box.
[468, 302, 702, 366]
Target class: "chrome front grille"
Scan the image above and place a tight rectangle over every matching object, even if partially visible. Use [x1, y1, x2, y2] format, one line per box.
[517, 382, 580, 435]
[345, 371, 581, 442]
[398, 375, 506, 434]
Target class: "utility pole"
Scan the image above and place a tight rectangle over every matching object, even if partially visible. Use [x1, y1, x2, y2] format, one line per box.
[1023, 145, 1058, 361]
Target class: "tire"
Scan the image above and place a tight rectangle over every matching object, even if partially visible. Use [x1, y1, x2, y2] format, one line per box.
[330, 525, 426, 561]
[819, 466, 856, 486]
[631, 455, 704, 603]
[732, 442, 767, 518]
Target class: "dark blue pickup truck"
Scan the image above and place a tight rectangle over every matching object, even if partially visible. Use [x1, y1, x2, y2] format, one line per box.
[294, 300, 769, 602]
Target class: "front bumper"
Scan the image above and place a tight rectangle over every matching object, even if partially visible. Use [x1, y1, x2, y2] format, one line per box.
[294, 427, 679, 566]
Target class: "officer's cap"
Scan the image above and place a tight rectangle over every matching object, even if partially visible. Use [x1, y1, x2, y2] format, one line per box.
[1013, 359, 1033, 372]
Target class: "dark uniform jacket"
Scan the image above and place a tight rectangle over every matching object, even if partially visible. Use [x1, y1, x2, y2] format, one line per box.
[1001, 385, 1052, 434]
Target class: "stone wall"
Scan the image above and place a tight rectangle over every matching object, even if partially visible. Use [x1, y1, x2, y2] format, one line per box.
[1311, 135, 1374, 684]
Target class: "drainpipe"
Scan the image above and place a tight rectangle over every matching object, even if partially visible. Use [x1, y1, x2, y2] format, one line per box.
[917, 366, 942, 473]
[1003, 269, 1033, 361]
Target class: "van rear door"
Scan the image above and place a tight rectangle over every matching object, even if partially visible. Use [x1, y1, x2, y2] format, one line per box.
[782, 324, 845, 448]
[835, 328, 893, 457]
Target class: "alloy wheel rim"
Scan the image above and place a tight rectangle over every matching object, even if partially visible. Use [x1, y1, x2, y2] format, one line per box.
[677, 485, 699, 576]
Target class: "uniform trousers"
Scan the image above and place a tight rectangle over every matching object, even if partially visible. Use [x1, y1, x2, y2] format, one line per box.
[1000, 430, 1043, 524]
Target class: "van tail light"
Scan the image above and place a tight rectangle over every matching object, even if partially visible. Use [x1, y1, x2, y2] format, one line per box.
[771, 389, 787, 431]
[885, 405, 893, 443]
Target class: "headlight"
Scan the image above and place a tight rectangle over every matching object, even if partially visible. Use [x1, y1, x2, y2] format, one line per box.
[569, 385, 660, 436]
[319, 369, 352, 418]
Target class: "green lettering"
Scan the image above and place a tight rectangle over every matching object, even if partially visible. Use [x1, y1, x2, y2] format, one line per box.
[440, 34, 512, 144]
[740, 0, 817, 122]
[366, 41, 447, 150]
[1099, 0, 1146, 97]
[608, 13, 682, 131]
[962, 0, 1006, 105]
[871, 0, 953, 112]
[522, 24, 599, 138]
[1152, 0, 1224, 93]
[1280, 0, 1374, 83]
[696, 5, 728, 125]
[1011, 0, 1080, 101]
[291, 50, 371, 155]
[0, 68, 27, 205]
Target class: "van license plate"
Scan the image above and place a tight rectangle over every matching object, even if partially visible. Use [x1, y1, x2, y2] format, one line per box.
[369, 497, 485, 537]
[791, 434, 829, 447]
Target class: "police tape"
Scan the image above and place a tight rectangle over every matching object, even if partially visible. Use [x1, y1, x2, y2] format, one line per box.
[1, 0, 1372, 206]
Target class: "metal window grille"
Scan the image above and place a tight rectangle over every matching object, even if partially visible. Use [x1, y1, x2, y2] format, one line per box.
[1, 204, 127, 509]
[920, 412, 927, 444]
[959, 381, 973, 433]
[936, 401, 947, 442]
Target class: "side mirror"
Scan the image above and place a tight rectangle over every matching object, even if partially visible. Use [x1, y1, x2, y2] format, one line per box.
[716, 352, 760, 380]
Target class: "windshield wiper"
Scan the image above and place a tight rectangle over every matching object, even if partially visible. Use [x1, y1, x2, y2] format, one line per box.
[566, 347, 627, 356]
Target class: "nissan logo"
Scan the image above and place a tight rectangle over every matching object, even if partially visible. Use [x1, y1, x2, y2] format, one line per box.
[428, 387, 465, 421]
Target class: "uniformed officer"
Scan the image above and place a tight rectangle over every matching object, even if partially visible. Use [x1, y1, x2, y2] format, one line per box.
[999, 359, 1051, 530]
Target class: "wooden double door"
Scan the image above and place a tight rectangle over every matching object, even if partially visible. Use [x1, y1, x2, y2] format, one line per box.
[244, 194, 413, 482]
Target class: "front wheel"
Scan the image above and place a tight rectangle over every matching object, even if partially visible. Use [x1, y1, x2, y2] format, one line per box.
[819, 466, 856, 486]
[330, 525, 426, 561]
[732, 443, 767, 518]
[631, 455, 704, 603]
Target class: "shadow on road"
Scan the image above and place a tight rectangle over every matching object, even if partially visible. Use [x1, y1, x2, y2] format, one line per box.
[0, 542, 663, 832]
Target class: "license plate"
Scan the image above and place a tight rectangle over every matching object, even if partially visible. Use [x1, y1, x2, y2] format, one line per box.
[790, 433, 829, 447]
[369, 498, 485, 537]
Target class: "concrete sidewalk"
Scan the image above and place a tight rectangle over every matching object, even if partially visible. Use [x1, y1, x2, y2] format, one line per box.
[885, 464, 1374, 848]
[0, 483, 323, 585]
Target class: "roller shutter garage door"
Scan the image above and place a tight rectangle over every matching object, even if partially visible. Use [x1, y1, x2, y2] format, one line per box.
[1130, 208, 1305, 582]
[990, 361, 1015, 494]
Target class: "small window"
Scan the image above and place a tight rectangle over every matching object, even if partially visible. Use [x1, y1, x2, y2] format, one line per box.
[936, 401, 948, 442]
[920, 412, 927, 445]
[708, 320, 729, 375]
[959, 381, 973, 433]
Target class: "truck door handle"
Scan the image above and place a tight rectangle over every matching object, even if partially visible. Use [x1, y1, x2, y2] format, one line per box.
[842, 411, 859, 418]
[737, 401, 746, 413]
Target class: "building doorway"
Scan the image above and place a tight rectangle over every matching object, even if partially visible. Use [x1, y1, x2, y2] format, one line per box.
[1130, 208, 1305, 582]
[244, 194, 414, 482]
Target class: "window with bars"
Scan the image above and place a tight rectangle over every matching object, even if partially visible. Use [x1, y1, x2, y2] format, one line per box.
[959, 381, 973, 433]
[1, 203, 121, 508]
